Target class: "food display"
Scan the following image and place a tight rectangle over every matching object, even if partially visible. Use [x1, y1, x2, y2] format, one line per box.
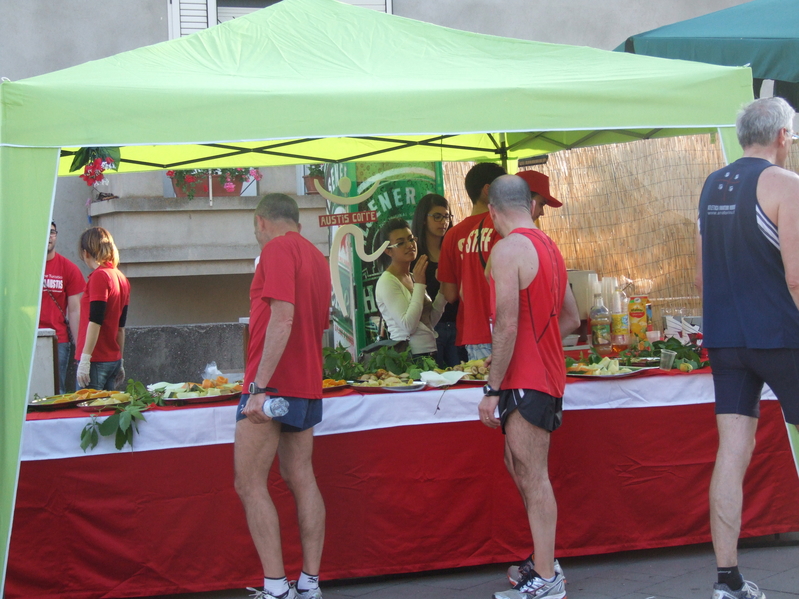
[566, 357, 633, 376]
[83, 392, 130, 407]
[444, 359, 489, 381]
[352, 370, 420, 387]
[29, 388, 115, 410]
[148, 378, 242, 400]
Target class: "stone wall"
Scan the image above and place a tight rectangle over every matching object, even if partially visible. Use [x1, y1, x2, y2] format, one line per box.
[125, 323, 246, 385]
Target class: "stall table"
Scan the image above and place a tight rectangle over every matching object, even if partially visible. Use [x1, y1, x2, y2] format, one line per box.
[7, 371, 799, 599]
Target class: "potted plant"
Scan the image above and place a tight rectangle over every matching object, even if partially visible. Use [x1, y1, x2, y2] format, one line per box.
[166, 167, 263, 200]
[303, 164, 326, 194]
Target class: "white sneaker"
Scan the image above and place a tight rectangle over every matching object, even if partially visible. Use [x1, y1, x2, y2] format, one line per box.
[493, 571, 566, 599]
[507, 555, 564, 588]
[296, 588, 323, 599]
[247, 586, 298, 599]
[712, 580, 765, 599]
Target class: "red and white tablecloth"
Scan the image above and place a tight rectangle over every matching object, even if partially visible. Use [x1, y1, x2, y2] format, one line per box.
[7, 372, 799, 599]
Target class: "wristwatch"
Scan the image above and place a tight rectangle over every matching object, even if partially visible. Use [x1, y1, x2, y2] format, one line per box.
[248, 382, 278, 395]
[482, 383, 500, 396]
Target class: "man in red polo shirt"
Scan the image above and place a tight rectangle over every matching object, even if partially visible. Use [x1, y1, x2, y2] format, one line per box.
[235, 194, 332, 599]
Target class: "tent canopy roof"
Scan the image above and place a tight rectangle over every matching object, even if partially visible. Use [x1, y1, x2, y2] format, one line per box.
[0, 0, 753, 174]
[616, 0, 799, 83]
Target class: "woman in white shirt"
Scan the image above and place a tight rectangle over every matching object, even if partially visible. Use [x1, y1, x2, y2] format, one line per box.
[375, 218, 446, 357]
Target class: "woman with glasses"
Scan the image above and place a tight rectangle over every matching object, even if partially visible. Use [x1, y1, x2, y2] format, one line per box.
[410, 193, 465, 367]
[375, 217, 446, 357]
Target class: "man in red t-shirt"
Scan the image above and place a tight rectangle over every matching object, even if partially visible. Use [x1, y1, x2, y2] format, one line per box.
[478, 175, 579, 599]
[438, 162, 505, 361]
[40, 221, 85, 393]
[235, 194, 332, 599]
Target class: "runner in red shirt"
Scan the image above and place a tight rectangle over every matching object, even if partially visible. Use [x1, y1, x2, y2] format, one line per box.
[236, 193, 332, 599]
[478, 175, 579, 599]
[40, 221, 85, 393]
[438, 163, 505, 360]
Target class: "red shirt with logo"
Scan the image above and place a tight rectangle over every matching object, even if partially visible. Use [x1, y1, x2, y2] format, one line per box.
[244, 232, 332, 400]
[490, 228, 567, 398]
[437, 212, 499, 346]
[40, 253, 86, 343]
[76, 264, 131, 362]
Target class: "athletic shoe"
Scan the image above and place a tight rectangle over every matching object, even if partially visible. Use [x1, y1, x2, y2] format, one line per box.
[296, 588, 323, 599]
[712, 580, 765, 599]
[508, 555, 564, 588]
[493, 571, 566, 599]
[247, 586, 298, 599]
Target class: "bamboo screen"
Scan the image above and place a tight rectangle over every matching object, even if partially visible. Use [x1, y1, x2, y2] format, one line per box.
[443, 136, 799, 325]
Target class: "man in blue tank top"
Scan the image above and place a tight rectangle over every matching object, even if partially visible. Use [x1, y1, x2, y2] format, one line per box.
[697, 97, 799, 599]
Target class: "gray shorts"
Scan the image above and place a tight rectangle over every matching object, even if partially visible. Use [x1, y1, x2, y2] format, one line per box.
[236, 394, 323, 432]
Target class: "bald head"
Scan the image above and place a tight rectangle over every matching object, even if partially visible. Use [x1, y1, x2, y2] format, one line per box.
[489, 175, 532, 214]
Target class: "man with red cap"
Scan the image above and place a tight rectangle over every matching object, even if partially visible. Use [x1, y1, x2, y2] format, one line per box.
[516, 169, 563, 222]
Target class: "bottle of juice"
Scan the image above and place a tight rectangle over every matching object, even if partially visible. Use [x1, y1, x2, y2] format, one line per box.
[589, 293, 612, 356]
[611, 287, 629, 352]
[628, 295, 649, 342]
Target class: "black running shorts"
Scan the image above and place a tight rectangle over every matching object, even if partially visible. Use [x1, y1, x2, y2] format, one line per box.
[498, 388, 563, 434]
[709, 347, 799, 424]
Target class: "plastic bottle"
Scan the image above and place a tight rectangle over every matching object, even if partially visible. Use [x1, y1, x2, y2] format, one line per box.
[611, 286, 629, 352]
[589, 292, 613, 356]
[262, 396, 290, 418]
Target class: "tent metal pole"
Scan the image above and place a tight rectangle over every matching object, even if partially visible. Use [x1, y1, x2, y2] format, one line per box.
[500, 133, 508, 170]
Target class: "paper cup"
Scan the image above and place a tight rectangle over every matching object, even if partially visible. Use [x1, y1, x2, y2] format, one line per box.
[659, 349, 677, 371]
[646, 331, 661, 342]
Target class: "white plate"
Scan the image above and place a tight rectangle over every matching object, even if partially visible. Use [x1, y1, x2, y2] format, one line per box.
[381, 383, 427, 392]
[566, 366, 658, 379]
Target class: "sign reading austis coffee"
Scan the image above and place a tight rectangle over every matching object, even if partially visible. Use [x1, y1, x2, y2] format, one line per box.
[318, 211, 377, 227]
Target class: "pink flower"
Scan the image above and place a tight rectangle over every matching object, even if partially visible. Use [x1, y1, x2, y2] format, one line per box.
[249, 168, 263, 181]
[223, 181, 235, 192]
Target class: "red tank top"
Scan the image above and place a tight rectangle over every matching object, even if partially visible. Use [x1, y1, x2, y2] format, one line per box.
[490, 228, 567, 398]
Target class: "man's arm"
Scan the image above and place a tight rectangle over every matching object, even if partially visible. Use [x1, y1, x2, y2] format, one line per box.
[242, 299, 294, 423]
[478, 238, 525, 428]
[694, 229, 703, 298]
[559, 284, 580, 338]
[67, 293, 81, 343]
[777, 177, 799, 311]
[440, 282, 459, 304]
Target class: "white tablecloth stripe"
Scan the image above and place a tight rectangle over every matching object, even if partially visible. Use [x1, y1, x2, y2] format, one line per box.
[20, 373, 776, 461]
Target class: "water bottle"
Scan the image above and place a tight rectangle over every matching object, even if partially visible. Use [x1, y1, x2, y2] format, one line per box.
[262, 396, 289, 418]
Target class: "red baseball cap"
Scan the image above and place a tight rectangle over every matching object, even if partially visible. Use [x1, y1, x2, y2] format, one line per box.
[516, 170, 562, 208]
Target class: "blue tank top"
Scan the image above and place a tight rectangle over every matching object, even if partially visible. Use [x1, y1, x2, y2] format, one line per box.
[699, 157, 799, 348]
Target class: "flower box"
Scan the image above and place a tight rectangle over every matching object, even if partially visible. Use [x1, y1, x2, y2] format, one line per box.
[172, 176, 243, 198]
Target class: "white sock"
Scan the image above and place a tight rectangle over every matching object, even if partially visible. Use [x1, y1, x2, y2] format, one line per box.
[263, 576, 289, 597]
[297, 571, 319, 591]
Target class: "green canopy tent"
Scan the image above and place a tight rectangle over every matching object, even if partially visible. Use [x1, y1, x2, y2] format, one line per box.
[616, 0, 799, 105]
[0, 0, 753, 587]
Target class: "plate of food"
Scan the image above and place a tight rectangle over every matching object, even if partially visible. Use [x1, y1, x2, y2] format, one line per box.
[76, 394, 136, 412]
[28, 389, 114, 410]
[322, 379, 349, 392]
[348, 380, 426, 393]
[161, 392, 241, 405]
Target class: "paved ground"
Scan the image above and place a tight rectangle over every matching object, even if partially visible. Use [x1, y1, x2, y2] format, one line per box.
[139, 534, 799, 599]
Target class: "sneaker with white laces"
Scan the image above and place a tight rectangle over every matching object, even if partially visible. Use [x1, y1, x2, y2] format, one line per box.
[296, 588, 323, 599]
[246, 586, 299, 599]
[712, 580, 765, 599]
[507, 555, 564, 588]
[493, 571, 566, 599]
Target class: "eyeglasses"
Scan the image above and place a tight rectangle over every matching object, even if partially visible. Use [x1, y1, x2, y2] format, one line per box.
[387, 236, 418, 250]
[785, 128, 798, 141]
[49, 230, 57, 236]
[428, 212, 452, 223]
